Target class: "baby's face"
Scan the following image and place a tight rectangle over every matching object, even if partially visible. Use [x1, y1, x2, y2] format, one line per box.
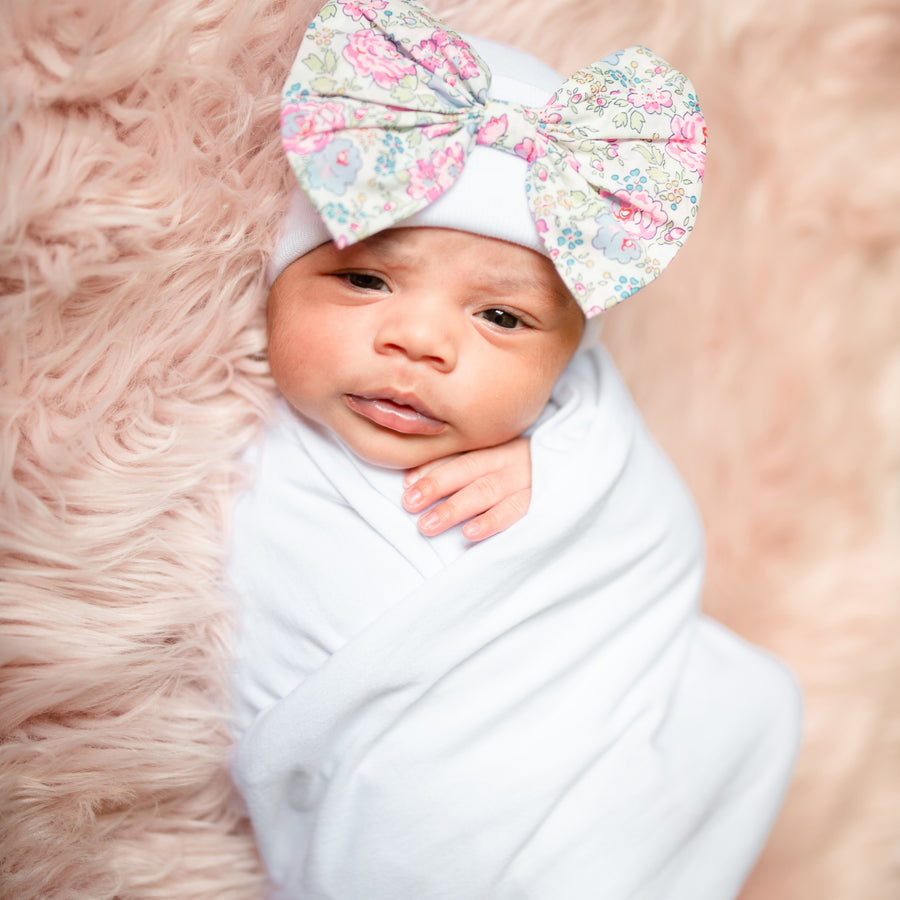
[267, 227, 585, 469]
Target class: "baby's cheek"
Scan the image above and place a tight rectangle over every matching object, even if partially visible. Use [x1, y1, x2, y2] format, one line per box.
[266, 343, 297, 396]
[493, 394, 550, 444]
[267, 345, 318, 415]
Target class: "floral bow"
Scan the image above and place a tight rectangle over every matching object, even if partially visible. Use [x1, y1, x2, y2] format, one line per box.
[281, 0, 706, 315]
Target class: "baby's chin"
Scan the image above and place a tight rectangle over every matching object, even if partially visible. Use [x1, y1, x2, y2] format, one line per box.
[338, 434, 442, 472]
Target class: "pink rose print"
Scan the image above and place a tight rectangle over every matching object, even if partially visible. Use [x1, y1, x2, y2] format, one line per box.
[515, 136, 547, 163]
[540, 103, 565, 123]
[282, 100, 345, 155]
[476, 114, 508, 146]
[411, 30, 480, 88]
[626, 85, 673, 114]
[343, 30, 416, 89]
[406, 143, 465, 202]
[422, 122, 458, 140]
[608, 188, 667, 240]
[411, 38, 444, 74]
[665, 112, 707, 176]
[433, 29, 480, 80]
[339, 0, 387, 22]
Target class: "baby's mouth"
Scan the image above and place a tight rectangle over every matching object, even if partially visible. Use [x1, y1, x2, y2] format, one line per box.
[345, 394, 446, 435]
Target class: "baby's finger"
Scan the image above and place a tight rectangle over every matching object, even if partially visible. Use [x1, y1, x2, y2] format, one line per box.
[416, 474, 530, 537]
[461, 490, 532, 542]
[403, 453, 461, 489]
[402, 452, 496, 514]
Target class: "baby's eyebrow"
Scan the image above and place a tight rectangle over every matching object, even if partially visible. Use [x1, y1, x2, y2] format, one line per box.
[353, 230, 416, 267]
[473, 269, 572, 310]
[477, 271, 544, 295]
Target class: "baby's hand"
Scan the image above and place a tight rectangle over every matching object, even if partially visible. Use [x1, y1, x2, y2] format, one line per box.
[402, 437, 532, 541]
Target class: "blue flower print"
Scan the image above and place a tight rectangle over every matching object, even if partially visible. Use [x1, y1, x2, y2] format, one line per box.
[307, 138, 363, 196]
[375, 134, 403, 175]
[592, 213, 641, 263]
[322, 200, 354, 225]
[613, 274, 641, 300]
[557, 226, 584, 251]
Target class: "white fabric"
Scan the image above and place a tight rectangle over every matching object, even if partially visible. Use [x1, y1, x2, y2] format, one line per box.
[266, 34, 564, 284]
[228, 346, 802, 900]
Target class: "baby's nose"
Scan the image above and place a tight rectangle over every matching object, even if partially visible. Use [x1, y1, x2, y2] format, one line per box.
[374, 301, 458, 371]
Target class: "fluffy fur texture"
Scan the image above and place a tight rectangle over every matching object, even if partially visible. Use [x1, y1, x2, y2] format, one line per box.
[2, 0, 898, 898]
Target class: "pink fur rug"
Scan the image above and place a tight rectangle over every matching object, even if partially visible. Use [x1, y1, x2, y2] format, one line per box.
[2, 0, 898, 897]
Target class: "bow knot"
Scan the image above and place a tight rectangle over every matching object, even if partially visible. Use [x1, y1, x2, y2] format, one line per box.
[281, 0, 706, 315]
[475, 99, 548, 160]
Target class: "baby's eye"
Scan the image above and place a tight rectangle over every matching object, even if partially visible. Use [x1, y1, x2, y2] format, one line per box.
[478, 308, 523, 329]
[344, 272, 389, 291]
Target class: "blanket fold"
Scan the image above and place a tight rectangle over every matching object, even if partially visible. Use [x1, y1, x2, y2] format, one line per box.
[230, 347, 801, 899]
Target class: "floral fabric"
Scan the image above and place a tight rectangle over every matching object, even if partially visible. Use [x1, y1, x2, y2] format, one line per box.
[281, 0, 706, 316]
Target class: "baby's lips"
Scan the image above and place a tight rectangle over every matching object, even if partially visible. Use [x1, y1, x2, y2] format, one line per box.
[345, 394, 446, 435]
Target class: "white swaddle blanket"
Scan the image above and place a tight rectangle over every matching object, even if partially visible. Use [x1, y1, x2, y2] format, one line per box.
[228, 346, 801, 900]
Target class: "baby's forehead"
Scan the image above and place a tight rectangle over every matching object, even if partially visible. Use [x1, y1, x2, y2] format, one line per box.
[350, 226, 575, 305]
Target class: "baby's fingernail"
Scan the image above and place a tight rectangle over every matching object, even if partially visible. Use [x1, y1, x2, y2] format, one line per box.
[404, 486, 423, 508]
[462, 520, 482, 540]
[419, 511, 439, 532]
